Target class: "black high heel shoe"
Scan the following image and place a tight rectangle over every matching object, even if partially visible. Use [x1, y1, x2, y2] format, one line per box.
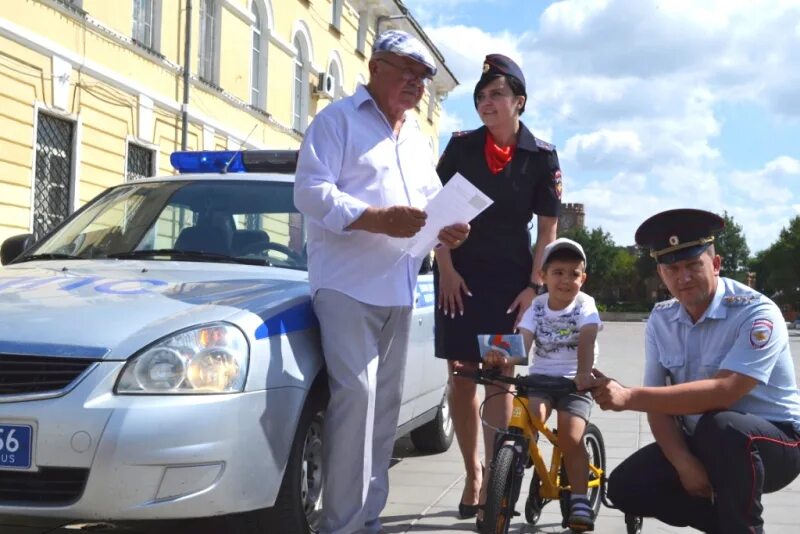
[458, 502, 479, 519]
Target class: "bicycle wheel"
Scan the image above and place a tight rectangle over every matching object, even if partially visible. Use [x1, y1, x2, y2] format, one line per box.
[524, 469, 547, 525]
[483, 443, 519, 534]
[559, 423, 606, 526]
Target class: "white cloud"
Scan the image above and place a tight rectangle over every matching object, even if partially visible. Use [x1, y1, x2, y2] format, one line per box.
[417, 0, 800, 251]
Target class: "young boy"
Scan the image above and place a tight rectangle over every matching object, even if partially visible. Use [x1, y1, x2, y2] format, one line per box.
[487, 237, 601, 531]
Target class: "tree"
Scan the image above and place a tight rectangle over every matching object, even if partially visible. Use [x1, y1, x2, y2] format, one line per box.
[557, 226, 637, 301]
[715, 211, 751, 282]
[751, 216, 800, 313]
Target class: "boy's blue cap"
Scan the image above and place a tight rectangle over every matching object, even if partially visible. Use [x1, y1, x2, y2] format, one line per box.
[372, 30, 437, 76]
[635, 209, 725, 264]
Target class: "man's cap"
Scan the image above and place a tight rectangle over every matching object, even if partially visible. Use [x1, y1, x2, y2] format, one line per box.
[542, 238, 587, 268]
[635, 209, 725, 264]
[372, 30, 437, 76]
[474, 54, 527, 107]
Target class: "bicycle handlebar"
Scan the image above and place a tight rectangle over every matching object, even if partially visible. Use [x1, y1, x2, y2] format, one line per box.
[453, 368, 578, 395]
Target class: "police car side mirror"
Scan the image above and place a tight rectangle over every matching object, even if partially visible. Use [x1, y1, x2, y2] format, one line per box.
[1, 234, 34, 265]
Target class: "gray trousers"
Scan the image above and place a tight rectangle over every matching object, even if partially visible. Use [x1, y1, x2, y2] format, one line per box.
[313, 289, 412, 534]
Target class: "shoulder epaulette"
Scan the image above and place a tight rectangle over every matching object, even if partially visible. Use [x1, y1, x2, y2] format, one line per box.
[534, 138, 556, 151]
[451, 129, 473, 138]
[653, 298, 679, 311]
[722, 294, 761, 307]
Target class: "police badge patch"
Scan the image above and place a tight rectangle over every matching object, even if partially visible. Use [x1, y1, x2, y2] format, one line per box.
[553, 169, 563, 199]
[749, 318, 773, 349]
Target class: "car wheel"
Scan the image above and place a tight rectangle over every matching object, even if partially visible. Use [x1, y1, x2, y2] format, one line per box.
[409, 390, 454, 453]
[267, 391, 325, 533]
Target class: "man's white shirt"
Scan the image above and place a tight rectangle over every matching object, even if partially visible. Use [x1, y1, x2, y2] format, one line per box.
[294, 85, 441, 307]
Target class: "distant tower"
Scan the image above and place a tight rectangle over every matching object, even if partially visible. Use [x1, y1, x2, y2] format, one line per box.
[559, 203, 585, 231]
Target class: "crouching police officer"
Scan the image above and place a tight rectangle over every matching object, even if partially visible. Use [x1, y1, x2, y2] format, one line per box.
[591, 208, 800, 534]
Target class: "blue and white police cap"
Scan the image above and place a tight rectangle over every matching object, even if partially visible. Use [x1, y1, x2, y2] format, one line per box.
[635, 209, 725, 264]
[372, 30, 437, 76]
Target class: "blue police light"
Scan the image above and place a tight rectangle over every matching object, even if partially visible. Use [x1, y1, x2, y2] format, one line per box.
[170, 151, 246, 174]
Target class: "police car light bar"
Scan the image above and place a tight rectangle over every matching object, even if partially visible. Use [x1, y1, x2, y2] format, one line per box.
[170, 150, 298, 174]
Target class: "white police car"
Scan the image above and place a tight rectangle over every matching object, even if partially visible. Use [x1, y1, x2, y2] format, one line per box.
[0, 150, 453, 533]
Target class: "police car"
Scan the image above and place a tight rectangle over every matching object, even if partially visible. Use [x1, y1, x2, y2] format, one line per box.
[0, 150, 453, 533]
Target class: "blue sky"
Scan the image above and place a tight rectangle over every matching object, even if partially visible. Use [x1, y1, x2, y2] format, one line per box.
[405, 0, 800, 253]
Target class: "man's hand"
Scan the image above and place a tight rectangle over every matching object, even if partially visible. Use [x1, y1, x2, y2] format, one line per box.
[379, 206, 427, 237]
[437, 223, 470, 249]
[673, 454, 714, 498]
[590, 368, 632, 411]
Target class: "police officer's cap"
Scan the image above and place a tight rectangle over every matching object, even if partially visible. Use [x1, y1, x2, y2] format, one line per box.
[474, 54, 527, 110]
[635, 209, 725, 265]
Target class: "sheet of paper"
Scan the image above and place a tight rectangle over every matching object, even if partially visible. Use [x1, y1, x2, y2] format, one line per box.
[398, 173, 493, 258]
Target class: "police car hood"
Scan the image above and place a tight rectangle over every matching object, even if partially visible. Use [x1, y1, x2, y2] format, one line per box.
[0, 261, 311, 360]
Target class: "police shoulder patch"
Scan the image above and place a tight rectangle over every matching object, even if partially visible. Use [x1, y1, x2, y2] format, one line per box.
[534, 137, 556, 151]
[653, 298, 679, 311]
[722, 294, 760, 307]
[749, 318, 773, 349]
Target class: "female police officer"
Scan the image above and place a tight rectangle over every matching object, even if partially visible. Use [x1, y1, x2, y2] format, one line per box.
[433, 54, 561, 526]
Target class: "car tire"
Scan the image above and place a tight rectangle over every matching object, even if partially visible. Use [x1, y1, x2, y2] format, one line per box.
[266, 390, 326, 533]
[409, 390, 454, 454]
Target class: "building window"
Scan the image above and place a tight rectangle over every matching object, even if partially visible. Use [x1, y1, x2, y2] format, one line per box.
[250, 1, 267, 109]
[33, 112, 74, 240]
[327, 59, 342, 100]
[332, 0, 343, 30]
[126, 143, 155, 181]
[132, 0, 154, 48]
[199, 0, 219, 83]
[293, 36, 307, 132]
[356, 10, 368, 54]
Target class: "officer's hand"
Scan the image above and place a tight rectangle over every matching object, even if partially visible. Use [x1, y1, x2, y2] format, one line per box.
[673, 454, 713, 498]
[437, 223, 470, 249]
[589, 369, 631, 411]
[438, 267, 471, 318]
[380, 206, 427, 237]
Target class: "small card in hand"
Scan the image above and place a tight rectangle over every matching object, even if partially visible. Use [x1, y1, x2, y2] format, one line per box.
[477, 334, 528, 366]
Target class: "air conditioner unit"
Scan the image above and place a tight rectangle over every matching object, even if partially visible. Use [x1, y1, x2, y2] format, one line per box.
[315, 73, 336, 99]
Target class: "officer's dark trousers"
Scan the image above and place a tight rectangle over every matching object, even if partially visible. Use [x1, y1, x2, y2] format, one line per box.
[607, 411, 800, 533]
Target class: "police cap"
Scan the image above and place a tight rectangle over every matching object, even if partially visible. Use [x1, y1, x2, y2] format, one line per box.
[635, 209, 725, 264]
[474, 54, 527, 110]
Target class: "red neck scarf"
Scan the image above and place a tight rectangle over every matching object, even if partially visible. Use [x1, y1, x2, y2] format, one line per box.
[484, 132, 516, 174]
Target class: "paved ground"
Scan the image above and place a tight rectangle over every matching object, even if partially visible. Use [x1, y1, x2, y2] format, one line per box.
[381, 322, 800, 534]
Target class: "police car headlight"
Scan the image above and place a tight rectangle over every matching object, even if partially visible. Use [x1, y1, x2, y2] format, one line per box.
[115, 324, 249, 394]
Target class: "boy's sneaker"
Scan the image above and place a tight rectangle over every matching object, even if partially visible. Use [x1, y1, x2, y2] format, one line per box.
[567, 496, 595, 532]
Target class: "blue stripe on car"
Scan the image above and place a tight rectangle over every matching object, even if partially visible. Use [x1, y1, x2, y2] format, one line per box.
[255, 301, 318, 339]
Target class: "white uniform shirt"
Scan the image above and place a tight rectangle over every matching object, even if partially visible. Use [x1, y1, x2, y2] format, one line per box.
[518, 291, 602, 378]
[294, 85, 442, 307]
[644, 277, 800, 433]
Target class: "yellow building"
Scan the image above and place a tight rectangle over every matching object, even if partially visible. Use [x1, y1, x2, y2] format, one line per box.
[0, 0, 457, 242]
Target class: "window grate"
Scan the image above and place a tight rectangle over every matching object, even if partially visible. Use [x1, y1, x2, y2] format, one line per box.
[33, 113, 74, 241]
[126, 143, 154, 181]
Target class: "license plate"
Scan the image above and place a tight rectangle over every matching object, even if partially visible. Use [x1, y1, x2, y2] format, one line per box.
[0, 424, 33, 470]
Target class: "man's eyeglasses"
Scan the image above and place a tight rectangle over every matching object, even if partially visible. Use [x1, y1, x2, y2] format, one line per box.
[376, 57, 432, 85]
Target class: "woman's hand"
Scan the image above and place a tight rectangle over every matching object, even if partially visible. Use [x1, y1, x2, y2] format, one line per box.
[507, 287, 536, 329]
[438, 268, 471, 318]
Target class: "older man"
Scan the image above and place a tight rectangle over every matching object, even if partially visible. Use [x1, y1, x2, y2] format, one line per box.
[294, 30, 469, 534]
[591, 209, 800, 534]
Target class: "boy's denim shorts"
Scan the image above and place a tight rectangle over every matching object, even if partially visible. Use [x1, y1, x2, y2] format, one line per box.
[525, 374, 593, 422]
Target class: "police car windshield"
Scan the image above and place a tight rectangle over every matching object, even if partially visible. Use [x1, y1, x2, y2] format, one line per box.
[26, 180, 308, 271]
